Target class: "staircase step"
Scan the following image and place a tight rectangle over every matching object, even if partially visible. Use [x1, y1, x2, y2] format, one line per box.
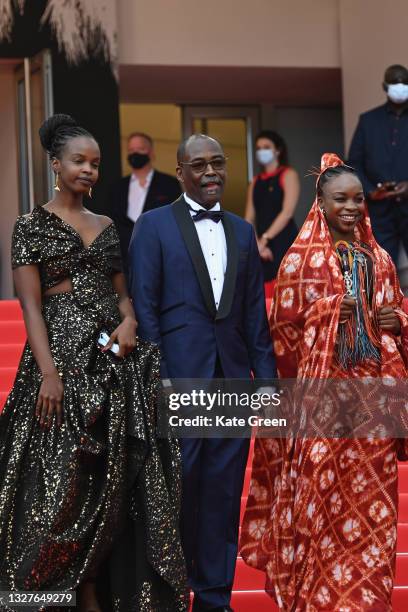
[393, 588, 408, 611]
[400, 464, 408, 493]
[0, 367, 17, 392]
[0, 300, 22, 319]
[0, 344, 23, 368]
[231, 590, 278, 611]
[398, 524, 408, 552]
[400, 494, 408, 522]
[0, 321, 26, 344]
[396, 554, 408, 586]
[233, 558, 270, 592]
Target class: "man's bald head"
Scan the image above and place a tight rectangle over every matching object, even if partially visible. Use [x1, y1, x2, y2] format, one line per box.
[177, 134, 223, 163]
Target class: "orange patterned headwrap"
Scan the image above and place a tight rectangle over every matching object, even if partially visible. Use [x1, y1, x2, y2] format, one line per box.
[313, 152, 354, 187]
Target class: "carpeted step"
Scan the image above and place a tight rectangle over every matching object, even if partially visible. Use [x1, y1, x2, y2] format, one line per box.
[0, 367, 18, 392]
[231, 590, 278, 611]
[0, 344, 23, 368]
[398, 524, 408, 552]
[396, 554, 408, 586]
[0, 300, 22, 319]
[0, 321, 26, 344]
[400, 465, 408, 492]
[400, 494, 408, 522]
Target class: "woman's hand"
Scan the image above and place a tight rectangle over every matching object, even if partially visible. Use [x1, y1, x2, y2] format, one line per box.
[260, 246, 274, 261]
[339, 295, 356, 324]
[103, 316, 138, 358]
[257, 237, 274, 261]
[378, 306, 401, 335]
[36, 370, 64, 428]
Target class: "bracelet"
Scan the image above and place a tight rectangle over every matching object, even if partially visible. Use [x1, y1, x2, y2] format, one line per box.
[262, 233, 270, 242]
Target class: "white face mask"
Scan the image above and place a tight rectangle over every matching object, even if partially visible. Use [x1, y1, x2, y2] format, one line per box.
[387, 83, 408, 104]
[256, 148, 275, 166]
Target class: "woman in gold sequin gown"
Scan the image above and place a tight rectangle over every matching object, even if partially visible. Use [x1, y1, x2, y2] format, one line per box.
[0, 115, 188, 612]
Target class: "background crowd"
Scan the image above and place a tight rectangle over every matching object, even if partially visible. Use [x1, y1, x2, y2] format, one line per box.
[106, 64, 408, 295]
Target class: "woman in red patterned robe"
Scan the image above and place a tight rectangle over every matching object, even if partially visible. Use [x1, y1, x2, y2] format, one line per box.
[240, 154, 408, 611]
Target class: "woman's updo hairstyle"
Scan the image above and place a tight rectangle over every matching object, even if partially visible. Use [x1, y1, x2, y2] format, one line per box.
[316, 164, 358, 196]
[39, 114, 95, 159]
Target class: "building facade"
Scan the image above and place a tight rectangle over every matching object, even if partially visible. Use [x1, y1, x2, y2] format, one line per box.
[0, 0, 407, 297]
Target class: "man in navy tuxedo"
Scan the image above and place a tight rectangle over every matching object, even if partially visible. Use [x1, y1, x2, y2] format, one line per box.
[129, 134, 275, 612]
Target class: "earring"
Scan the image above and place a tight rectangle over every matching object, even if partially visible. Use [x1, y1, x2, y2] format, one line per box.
[88, 186, 92, 198]
[54, 173, 60, 192]
[320, 207, 326, 216]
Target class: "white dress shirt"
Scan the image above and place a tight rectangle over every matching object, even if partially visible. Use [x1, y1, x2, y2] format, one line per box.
[184, 193, 227, 310]
[127, 169, 154, 223]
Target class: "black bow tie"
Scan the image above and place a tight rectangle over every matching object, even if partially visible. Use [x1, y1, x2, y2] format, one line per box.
[189, 206, 224, 223]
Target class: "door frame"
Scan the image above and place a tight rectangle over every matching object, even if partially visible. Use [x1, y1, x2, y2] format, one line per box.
[14, 49, 54, 213]
[182, 105, 260, 181]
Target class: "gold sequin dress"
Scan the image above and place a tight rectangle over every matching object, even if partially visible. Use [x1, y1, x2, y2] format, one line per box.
[0, 206, 188, 611]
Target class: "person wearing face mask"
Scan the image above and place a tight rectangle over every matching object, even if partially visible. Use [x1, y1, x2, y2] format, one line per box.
[245, 130, 300, 287]
[108, 132, 181, 277]
[349, 64, 408, 267]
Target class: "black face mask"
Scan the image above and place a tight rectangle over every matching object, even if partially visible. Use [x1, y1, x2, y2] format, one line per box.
[128, 152, 150, 169]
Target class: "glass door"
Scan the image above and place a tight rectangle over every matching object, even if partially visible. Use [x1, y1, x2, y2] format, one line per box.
[15, 50, 54, 213]
[182, 106, 260, 217]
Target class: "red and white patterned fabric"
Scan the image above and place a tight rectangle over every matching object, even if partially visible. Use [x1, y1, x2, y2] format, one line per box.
[240, 154, 408, 611]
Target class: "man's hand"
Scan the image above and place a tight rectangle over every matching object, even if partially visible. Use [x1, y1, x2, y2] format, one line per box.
[378, 306, 401, 335]
[369, 182, 396, 200]
[392, 181, 408, 199]
[339, 295, 356, 324]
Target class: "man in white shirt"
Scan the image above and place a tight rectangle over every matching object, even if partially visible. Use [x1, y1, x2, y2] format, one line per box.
[129, 134, 275, 612]
[108, 132, 181, 276]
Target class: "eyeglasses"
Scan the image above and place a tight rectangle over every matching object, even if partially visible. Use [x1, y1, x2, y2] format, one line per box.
[179, 157, 228, 173]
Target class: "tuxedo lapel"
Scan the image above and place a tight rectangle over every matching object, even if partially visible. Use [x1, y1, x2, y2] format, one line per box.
[172, 197, 217, 318]
[216, 213, 238, 320]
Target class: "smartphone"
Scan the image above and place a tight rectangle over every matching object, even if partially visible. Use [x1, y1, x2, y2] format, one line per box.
[98, 331, 120, 354]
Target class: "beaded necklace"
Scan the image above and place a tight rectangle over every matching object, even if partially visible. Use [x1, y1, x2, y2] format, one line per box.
[335, 240, 380, 368]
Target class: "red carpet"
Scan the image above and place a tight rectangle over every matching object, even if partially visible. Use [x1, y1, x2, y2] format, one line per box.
[1, 299, 408, 610]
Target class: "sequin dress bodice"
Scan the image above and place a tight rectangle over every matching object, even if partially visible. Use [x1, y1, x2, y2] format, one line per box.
[11, 206, 122, 306]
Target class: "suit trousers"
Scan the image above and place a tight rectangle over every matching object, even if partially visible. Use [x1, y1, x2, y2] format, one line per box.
[179, 357, 250, 610]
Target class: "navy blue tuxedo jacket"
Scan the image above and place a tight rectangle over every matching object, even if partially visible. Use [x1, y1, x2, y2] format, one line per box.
[128, 196, 276, 379]
[348, 103, 408, 197]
